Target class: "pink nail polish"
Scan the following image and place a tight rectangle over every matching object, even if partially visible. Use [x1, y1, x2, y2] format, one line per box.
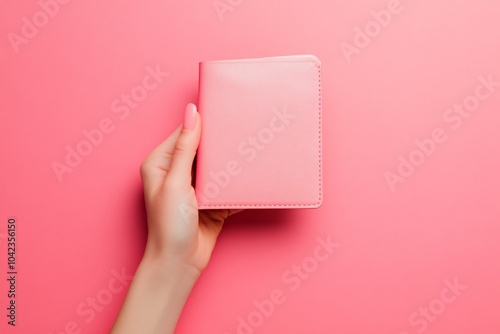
[183, 103, 197, 130]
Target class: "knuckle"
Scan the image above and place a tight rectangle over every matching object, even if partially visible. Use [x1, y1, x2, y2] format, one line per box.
[174, 135, 193, 155]
[140, 160, 151, 179]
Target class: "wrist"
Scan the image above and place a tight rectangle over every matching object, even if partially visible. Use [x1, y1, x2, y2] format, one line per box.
[111, 244, 200, 334]
[141, 243, 202, 285]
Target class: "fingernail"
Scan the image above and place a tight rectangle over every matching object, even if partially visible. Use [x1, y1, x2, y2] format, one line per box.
[183, 103, 197, 130]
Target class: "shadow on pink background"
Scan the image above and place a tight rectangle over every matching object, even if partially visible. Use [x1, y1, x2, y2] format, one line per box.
[0, 0, 499, 333]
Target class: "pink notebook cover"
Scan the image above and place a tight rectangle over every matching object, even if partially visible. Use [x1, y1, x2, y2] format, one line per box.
[195, 55, 322, 209]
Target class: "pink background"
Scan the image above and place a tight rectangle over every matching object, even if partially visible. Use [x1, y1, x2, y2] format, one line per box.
[1, 0, 499, 333]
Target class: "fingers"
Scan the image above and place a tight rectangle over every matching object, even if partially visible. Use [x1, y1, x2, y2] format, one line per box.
[165, 103, 201, 188]
[140, 103, 200, 197]
[228, 209, 244, 216]
[140, 125, 182, 195]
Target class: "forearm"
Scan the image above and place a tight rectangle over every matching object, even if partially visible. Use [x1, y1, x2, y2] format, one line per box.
[110, 251, 200, 334]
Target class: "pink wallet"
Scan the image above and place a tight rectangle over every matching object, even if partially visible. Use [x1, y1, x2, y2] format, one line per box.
[195, 55, 322, 209]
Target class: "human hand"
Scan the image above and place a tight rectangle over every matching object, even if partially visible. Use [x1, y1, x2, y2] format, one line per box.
[111, 103, 242, 334]
[140, 103, 241, 277]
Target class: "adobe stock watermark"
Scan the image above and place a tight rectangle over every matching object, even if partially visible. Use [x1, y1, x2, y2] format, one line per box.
[340, 0, 417, 64]
[385, 74, 499, 192]
[7, 0, 72, 54]
[399, 277, 467, 334]
[200, 106, 295, 202]
[179, 105, 295, 219]
[47, 267, 133, 334]
[223, 235, 340, 334]
[213, 0, 244, 21]
[51, 64, 169, 182]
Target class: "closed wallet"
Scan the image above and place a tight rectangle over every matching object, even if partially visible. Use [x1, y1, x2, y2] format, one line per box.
[195, 55, 322, 209]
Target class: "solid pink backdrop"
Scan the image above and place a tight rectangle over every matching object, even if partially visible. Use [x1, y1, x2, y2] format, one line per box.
[0, 0, 499, 333]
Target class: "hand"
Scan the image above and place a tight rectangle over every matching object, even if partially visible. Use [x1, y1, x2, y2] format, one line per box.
[140, 103, 242, 276]
[111, 103, 242, 334]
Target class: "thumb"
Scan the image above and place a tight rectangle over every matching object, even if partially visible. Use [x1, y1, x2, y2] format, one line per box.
[166, 103, 201, 187]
